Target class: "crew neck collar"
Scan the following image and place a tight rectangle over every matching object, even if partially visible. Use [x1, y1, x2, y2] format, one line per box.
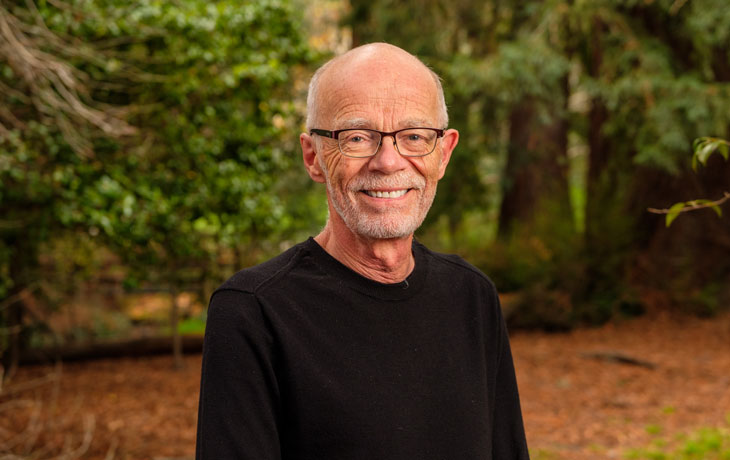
[304, 237, 428, 301]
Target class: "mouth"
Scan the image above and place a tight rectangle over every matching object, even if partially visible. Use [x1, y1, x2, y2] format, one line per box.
[363, 189, 410, 199]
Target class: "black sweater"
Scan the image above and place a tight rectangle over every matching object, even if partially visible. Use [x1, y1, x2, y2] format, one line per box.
[196, 238, 529, 459]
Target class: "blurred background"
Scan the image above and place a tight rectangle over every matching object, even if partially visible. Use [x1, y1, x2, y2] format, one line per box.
[1, 0, 729, 459]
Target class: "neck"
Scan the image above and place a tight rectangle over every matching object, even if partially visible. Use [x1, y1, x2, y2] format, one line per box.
[314, 221, 415, 284]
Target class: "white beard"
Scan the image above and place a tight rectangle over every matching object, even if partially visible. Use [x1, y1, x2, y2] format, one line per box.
[319, 157, 436, 239]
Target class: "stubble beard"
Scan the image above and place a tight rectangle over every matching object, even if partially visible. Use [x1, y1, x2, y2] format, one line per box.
[319, 159, 436, 239]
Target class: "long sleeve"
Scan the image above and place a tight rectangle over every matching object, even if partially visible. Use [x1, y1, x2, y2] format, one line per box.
[195, 289, 281, 460]
[195, 239, 531, 460]
[491, 306, 530, 459]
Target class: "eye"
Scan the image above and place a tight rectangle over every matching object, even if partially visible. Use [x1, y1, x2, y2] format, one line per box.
[340, 130, 375, 143]
[399, 129, 432, 144]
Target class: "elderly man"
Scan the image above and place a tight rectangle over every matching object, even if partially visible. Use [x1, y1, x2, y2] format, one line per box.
[196, 43, 529, 460]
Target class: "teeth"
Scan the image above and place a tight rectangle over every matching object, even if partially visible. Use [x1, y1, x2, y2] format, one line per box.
[365, 189, 408, 198]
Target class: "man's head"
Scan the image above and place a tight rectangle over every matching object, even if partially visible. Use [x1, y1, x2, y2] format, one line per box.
[300, 43, 459, 240]
[305, 44, 449, 132]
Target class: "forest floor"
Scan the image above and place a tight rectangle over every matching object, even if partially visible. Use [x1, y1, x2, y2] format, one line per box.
[2, 311, 729, 460]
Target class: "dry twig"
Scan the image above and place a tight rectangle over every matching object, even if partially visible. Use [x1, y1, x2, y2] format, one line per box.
[0, 4, 136, 156]
[0, 363, 96, 459]
[581, 351, 657, 369]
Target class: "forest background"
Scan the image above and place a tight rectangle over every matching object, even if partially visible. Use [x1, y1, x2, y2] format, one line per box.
[1, 0, 730, 396]
[2, 0, 730, 459]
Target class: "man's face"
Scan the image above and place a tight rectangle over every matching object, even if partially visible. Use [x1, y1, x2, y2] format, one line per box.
[307, 51, 457, 240]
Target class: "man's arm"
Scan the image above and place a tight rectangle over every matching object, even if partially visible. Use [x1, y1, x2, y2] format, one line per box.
[196, 289, 281, 460]
[491, 306, 530, 460]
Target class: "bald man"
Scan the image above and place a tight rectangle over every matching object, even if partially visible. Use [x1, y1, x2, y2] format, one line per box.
[196, 43, 529, 460]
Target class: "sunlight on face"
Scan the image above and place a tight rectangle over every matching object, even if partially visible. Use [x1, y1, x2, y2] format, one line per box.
[313, 46, 446, 240]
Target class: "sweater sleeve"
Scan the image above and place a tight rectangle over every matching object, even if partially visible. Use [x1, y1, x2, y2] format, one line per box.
[196, 289, 281, 460]
[491, 302, 530, 460]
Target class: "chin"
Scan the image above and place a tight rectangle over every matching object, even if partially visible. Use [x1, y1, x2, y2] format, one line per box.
[347, 213, 424, 240]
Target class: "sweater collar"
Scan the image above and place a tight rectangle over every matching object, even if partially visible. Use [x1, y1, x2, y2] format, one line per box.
[304, 237, 428, 301]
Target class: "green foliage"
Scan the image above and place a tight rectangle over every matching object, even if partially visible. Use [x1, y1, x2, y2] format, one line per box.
[1, 0, 313, 275]
[3, 0, 729, 336]
[177, 315, 207, 335]
[693, 137, 730, 170]
[660, 137, 729, 227]
[1, 0, 315, 354]
[625, 424, 730, 460]
[346, 0, 730, 327]
[52, 0, 312, 276]
[665, 202, 689, 227]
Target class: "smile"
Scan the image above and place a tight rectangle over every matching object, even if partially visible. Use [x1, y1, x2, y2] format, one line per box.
[364, 189, 409, 198]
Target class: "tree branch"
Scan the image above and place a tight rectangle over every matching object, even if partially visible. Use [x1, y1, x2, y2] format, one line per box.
[0, 4, 136, 158]
[647, 191, 730, 215]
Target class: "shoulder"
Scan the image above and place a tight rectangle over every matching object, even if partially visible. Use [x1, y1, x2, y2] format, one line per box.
[416, 240, 496, 290]
[416, 242, 506, 336]
[205, 240, 312, 333]
[214, 240, 309, 298]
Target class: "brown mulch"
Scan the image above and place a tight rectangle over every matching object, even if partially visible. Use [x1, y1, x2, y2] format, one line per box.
[2, 312, 729, 459]
[514, 311, 730, 459]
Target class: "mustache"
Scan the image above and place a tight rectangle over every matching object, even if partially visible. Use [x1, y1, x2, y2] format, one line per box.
[348, 171, 426, 191]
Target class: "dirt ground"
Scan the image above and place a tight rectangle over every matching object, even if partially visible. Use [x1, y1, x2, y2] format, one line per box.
[2, 311, 729, 459]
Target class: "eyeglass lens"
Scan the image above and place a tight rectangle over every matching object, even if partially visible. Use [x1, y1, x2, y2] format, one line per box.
[338, 129, 438, 157]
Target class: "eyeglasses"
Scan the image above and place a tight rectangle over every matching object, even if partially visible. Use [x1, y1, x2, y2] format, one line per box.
[310, 127, 444, 158]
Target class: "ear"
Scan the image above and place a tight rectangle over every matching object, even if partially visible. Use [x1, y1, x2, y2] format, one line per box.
[436, 128, 459, 179]
[301, 133, 326, 183]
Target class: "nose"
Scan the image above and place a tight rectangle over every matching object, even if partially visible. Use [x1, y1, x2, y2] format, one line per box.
[368, 134, 409, 173]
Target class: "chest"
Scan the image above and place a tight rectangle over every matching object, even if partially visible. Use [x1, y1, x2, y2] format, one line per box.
[260, 290, 494, 458]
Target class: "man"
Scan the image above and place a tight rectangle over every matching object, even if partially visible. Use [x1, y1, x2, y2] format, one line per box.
[196, 43, 529, 459]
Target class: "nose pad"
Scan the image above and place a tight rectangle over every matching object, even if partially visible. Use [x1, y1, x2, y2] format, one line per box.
[377, 134, 399, 156]
[369, 134, 406, 172]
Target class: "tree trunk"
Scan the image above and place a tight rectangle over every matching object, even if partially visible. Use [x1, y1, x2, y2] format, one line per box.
[2, 294, 23, 382]
[170, 286, 184, 370]
[577, 16, 634, 323]
[498, 92, 571, 238]
[2, 234, 33, 382]
[19, 335, 204, 365]
[584, 97, 610, 249]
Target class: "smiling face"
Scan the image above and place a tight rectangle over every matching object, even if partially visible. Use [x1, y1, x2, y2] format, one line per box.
[302, 44, 459, 240]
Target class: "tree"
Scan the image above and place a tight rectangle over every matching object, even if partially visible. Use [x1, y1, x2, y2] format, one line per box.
[344, 0, 730, 325]
[346, 0, 574, 245]
[0, 0, 136, 374]
[563, 0, 730, 319]
[1, 0, 314, 373]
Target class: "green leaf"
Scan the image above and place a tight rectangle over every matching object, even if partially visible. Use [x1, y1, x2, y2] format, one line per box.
[719, 142, 729, 161]
[690, 200, 724, 218]
[697, 142, 716, 167]
[665, 202, 686, 227]
[693, 137, 730, 170]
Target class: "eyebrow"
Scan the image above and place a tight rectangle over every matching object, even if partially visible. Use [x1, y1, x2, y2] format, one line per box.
[400, 118, 432, 128]
[337, 117, 435, 130]
[337, 118, 372, 129]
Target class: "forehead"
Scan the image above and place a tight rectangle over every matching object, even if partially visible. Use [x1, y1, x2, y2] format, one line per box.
[317, 51, 440, 128]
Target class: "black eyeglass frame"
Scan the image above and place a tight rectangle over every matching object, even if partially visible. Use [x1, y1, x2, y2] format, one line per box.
[310, 127, 445, 158]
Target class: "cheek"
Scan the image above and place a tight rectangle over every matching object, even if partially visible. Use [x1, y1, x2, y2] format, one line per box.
[322, 152, 356, 190]
[322, 151, 368, 187]
[320, 147, 341, 177]
[409, 157, 441, 182]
